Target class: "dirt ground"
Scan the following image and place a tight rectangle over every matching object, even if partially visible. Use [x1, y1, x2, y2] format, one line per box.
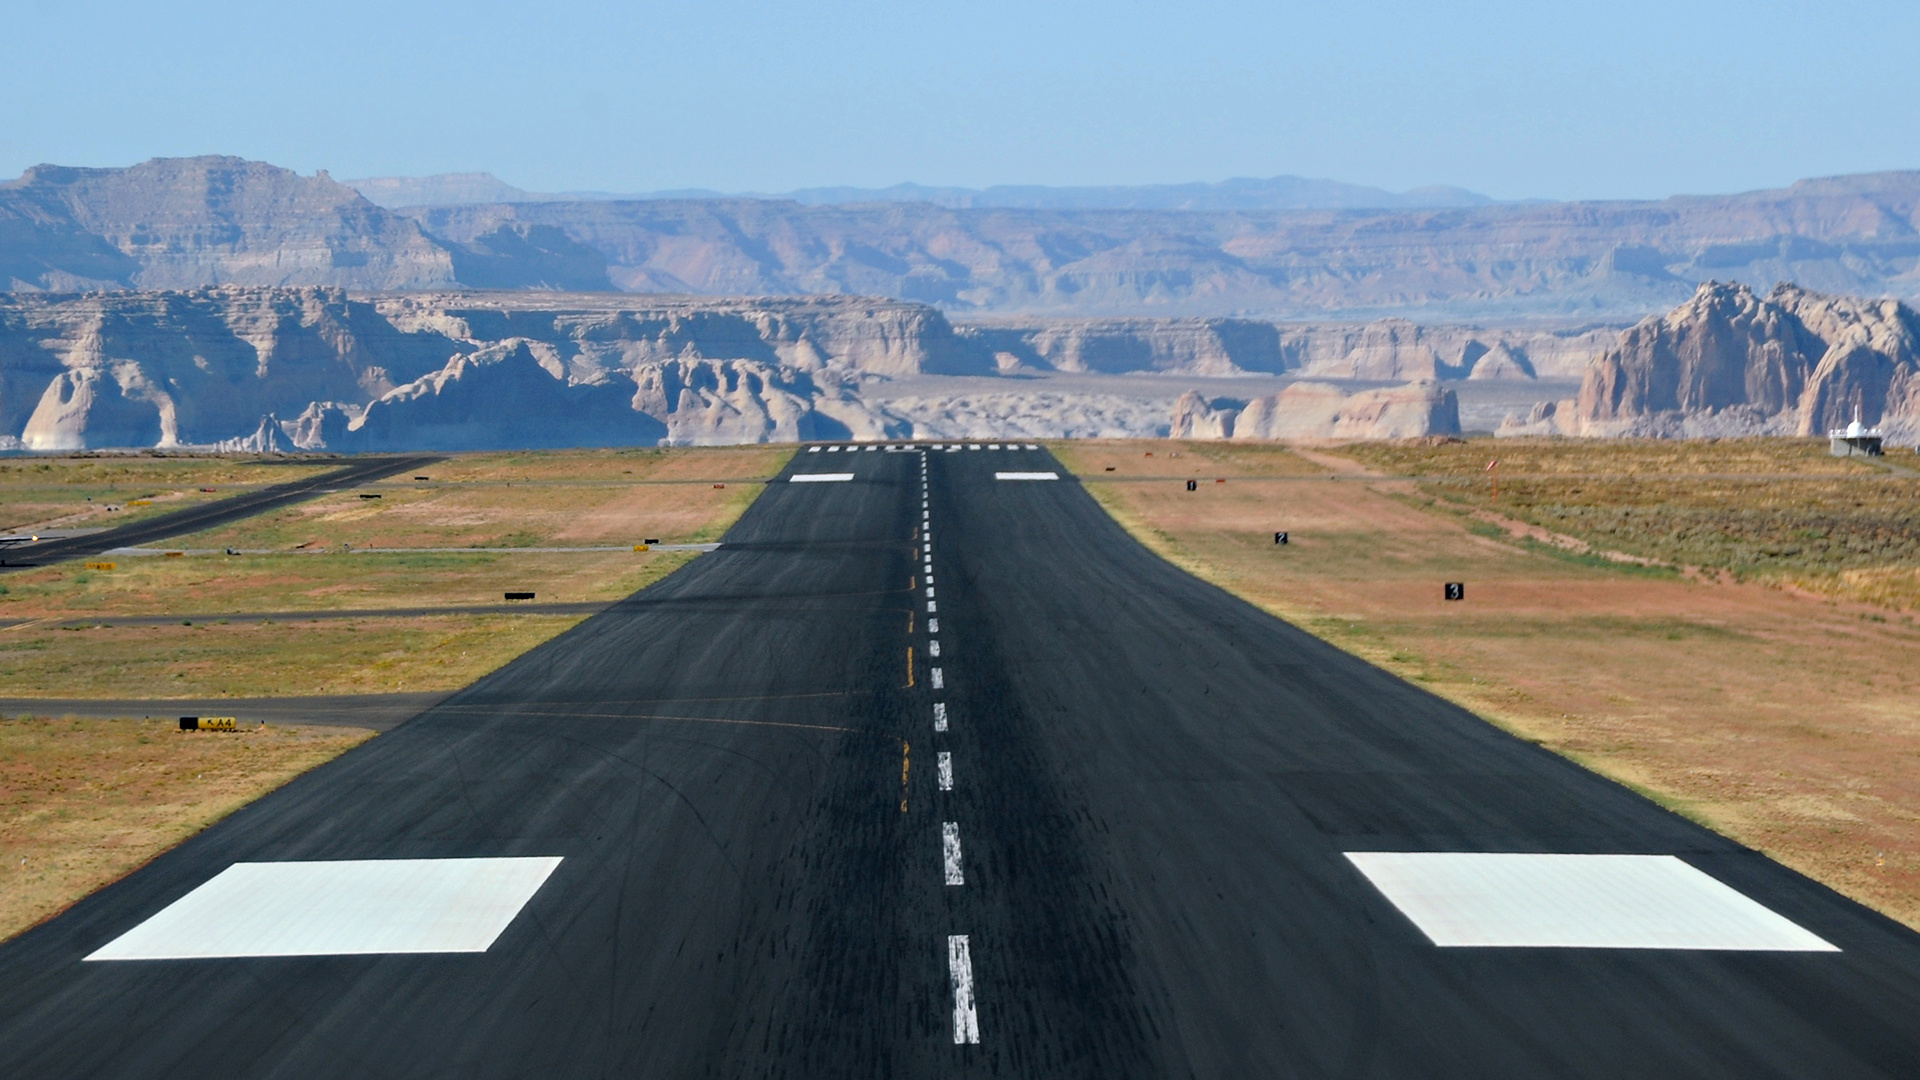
[0, 716, 372, 941]
[1056, 437, 1920, 930]
[0, 447, 786, 696]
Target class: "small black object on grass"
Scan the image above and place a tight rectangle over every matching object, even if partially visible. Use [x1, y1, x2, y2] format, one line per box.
[359, 493, 382, 499]
[414, 475, 430, 480]
[1274, 531, 1289, 545]
[1185, 479, 1198, 491]
[1444, 582, 1465, 601]
[644, 538, 660, 545]
[505, 591, 536, 601]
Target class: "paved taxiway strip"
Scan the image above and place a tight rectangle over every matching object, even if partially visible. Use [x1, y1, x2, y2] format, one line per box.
[3, 441, 1920, 1078]
[0, 455, 442, 571]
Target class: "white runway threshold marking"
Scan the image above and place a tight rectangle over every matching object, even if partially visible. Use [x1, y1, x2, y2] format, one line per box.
[948, 934, 980, 1044]
[85, 857, 564, 961]
[791, 472, 854, 483]
[1345, 852, 1839, 950]
[943, 823, 965, 885]
[938, 751, 953, 791]
[994, 472, 1059, 481]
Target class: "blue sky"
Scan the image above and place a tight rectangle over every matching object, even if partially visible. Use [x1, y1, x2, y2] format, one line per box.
[4, 0, 1917, 201]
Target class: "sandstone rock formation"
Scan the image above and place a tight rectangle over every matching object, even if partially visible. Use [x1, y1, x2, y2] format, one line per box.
[1171, 381, 1461, 441]
[0, 157, 608, 293]
[962, 317, 1610, 378]
[1569, 282, 1920, 438]
[0, 289, 979, 450]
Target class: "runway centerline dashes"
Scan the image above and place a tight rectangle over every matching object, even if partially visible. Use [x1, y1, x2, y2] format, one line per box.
[948, 936, 980, 1044]
[938, 751, 953, 791]
[943, 823, 965, 885]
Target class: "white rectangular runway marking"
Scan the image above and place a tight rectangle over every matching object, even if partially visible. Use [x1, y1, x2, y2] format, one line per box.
[86, 857, 563, 960]
[934, 702, 948, 730]
[1345, 852, 1839, 950]
[927, 601, 937, 612]
[938, 751, 953, 790]
[943, 823, 965, 884]
[931, 667, 944, 688]
[826, 446, 840, 452]
[807, 446, 820, 452]
[791, 473, 854, 483]
[929, 640, 940, 657]
[925, 586, 935, 597]
[928, 618, 939, 633]
[994, 472, 1059, 481]
[948, 935, 980, 1044]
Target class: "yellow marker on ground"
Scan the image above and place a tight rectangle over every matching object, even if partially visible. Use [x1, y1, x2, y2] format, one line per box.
[84, 562, 115, 571]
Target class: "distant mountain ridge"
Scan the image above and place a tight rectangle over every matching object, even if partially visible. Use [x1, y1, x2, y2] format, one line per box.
[8, 156, 1920, 321]
[341, 172, 1496, 211]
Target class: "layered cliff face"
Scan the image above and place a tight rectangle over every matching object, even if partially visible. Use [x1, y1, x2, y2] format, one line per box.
[406, 171, 1920, 318]
[1170, 381, 1461, 441]
[0, 289, 977, 450]
[1572, 282, 1920, 437]
[0, 157, 610, 293]
[959, 317, 1613, 379]
[12, 156, 1920, 320]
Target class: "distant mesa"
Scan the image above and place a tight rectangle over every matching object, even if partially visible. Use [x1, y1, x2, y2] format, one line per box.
[9, 155, 1920, 321]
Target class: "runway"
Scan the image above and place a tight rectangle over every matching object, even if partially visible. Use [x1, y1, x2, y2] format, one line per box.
[2, 442, 1918, 1078]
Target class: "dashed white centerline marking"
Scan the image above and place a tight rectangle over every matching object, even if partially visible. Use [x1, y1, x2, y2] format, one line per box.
[931, 667, 944, 689]
[948, 935, 979, 1044]
[938, 751, 953, 790]
[929, 640, 940, 657]
[928, 618, 939, 633]
[933, 702, 947, 731]
[943, 823, 964, 884]
[927, 601, 937, 613]
[925, 587, 935, 598]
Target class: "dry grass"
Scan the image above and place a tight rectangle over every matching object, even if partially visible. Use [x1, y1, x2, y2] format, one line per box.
[1334, 438, 1920, 608]
[0, 456, 335, 533]
[0, 716, 372, 941]
[1056, 437, 1920, 930]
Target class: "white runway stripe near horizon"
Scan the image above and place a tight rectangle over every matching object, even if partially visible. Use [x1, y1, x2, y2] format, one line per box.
[791, 473, 855, 483]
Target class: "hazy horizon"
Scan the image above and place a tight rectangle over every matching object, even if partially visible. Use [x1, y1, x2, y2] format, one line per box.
[5, 0, 1919, 202]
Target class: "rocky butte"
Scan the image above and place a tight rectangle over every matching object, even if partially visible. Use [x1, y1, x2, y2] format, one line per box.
[1500, 282, 1920, 440]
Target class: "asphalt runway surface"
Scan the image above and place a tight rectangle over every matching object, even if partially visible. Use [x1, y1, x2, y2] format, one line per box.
[0, 454, 442, 570]
[3, 443, 1919, 1077]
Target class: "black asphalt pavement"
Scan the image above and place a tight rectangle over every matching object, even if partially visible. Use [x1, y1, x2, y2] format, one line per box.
[0, 455, 442, 570]
[2, 444, 1918, 1078]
